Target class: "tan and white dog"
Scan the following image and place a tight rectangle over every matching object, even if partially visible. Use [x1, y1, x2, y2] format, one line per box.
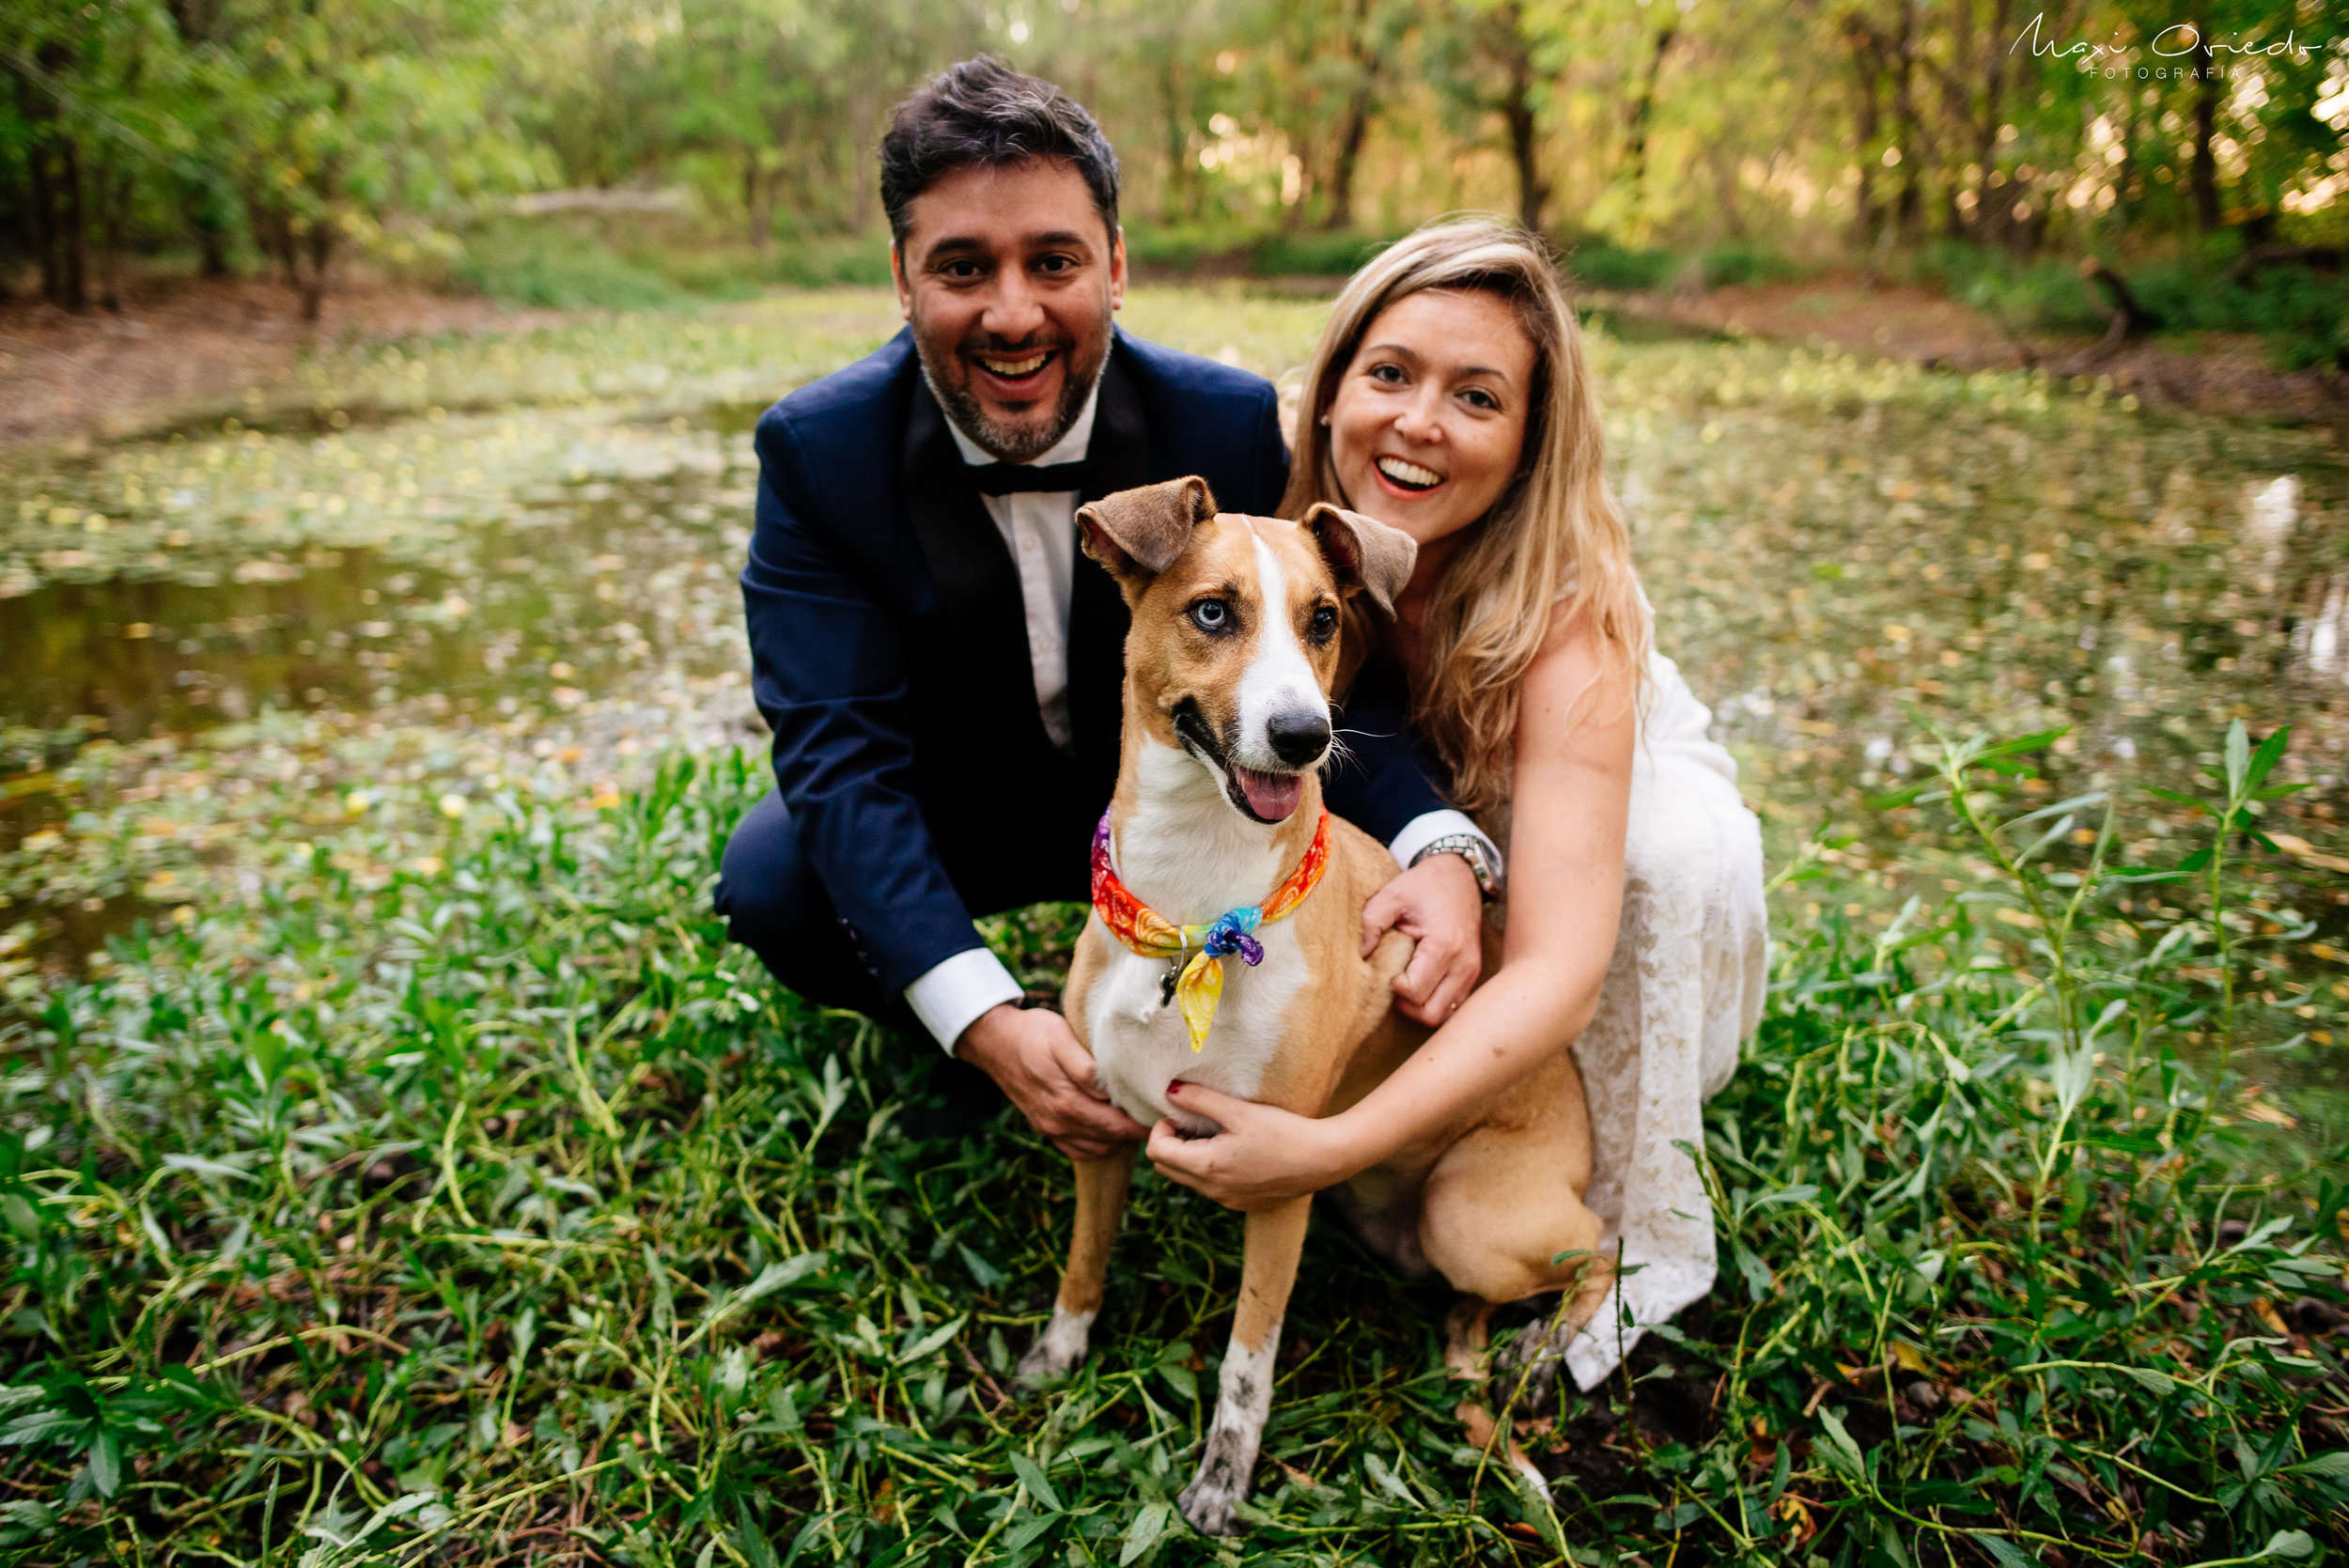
[1015, 475, 1611, 1534]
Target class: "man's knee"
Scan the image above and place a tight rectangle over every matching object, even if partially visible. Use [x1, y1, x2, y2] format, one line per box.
[716, 792, 817, 938]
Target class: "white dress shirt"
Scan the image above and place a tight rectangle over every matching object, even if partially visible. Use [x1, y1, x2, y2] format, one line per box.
[901, 390, 1501, 1054]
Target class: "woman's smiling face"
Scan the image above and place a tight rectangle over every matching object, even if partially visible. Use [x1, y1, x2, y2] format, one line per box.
[1324, 287, 1536, 552]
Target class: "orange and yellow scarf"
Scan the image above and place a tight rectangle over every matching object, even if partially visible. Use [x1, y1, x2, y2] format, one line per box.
[1089, 808, 1332, 1051]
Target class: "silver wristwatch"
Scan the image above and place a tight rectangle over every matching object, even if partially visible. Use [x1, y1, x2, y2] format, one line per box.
[1408, 832, 1502, 903]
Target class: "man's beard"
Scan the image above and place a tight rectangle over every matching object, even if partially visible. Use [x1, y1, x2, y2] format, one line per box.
[912, 323, 1110, 463]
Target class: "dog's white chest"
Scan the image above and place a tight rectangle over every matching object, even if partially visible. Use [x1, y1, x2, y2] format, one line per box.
[1083, 916, 1306, 1133]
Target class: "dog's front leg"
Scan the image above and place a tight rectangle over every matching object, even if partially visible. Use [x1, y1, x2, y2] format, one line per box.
[1177, 1194, 1310, 1535]
[1017, 1154, 1134, 1384]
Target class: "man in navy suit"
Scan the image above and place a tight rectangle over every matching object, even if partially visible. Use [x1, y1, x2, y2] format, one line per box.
[714, 57, 1497, 1160]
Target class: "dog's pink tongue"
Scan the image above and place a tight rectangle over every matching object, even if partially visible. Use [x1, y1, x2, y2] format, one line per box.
[1237, 767, 1303, 821]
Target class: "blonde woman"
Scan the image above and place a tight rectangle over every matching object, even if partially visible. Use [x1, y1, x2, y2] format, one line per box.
[1147, 217, 1767, 1388]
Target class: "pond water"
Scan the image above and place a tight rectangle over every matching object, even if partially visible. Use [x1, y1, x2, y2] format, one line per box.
[1, 286, 2343, 1132]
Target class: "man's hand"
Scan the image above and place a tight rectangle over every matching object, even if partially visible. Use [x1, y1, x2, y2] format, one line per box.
[957, 1003, 1147, 1161]
[1361, 852, 1483, 1026]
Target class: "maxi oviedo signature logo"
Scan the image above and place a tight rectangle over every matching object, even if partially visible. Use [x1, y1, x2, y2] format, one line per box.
[2010, 12, 2341, 79]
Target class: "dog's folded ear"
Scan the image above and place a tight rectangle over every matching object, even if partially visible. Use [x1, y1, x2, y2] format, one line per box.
[1078, 476, 1217, 594]
[1303, 503, 1417, 616]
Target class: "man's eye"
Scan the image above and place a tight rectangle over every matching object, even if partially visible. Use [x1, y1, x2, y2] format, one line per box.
[1034, 254, 1075, 272]
[1308, 605, 1338, 641]
[1190, 598, 1231, 632]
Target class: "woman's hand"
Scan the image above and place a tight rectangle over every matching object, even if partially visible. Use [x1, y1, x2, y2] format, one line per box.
[1360, 851, 1483, 1025]
[1144, 1082, 1361, 1211]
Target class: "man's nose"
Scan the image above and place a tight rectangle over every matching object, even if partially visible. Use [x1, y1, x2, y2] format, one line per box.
[1266, 710, 1331, 767]
[981, 271, 1049, 343]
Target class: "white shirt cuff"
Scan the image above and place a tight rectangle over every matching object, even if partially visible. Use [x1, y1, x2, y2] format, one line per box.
[1387, 809, 1501, 876]
[904, 947, 1025, 1055]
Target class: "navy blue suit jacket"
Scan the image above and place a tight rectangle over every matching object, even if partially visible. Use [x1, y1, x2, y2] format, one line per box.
[741, 324, 1452, 994]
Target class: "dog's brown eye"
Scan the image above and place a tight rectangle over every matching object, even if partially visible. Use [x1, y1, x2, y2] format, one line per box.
[1190, 598, 1231, 633]
[1308, 605, 1338, 642]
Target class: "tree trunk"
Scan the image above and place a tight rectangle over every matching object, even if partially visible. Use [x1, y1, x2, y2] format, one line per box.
[1623, 18, 1678, 203]
[54, 136, 88, 312]
[1323, 0, 1383, 231]
[1844, 13, 1883, 247]
[1500, 11, 1547, 234]
[2114, 81, 2140, 225]
[1159, 55, 1190, 225]
[18, 62, 88, 312]
[298, 220, 332, 322]
[2188, 29, 2221, 230]
[744, 151, 772, 251]
[1327, 81, 1376, 229]
[193, 183, 232, 277]
[1968, 0, 2013, 240]
[100, 162, 132, 313]
[1890, 0, 1923, 242]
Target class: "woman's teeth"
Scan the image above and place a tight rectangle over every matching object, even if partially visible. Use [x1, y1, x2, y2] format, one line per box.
[977, 350, 1050, 377]
[1377, 456, 1442, 490]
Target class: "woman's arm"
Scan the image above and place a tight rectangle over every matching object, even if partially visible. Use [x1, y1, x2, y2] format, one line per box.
[1147, 613, 1637, 1211]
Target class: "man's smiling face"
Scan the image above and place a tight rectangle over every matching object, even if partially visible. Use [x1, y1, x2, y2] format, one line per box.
[891, 158, 1126, 461]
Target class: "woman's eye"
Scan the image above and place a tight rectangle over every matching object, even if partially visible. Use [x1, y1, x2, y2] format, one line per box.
[1309, 605, 1338, 640]
[1370, 364, 1405, 384]
[1190, 598, 1231, 632]
[1463, 388, 1499, 411]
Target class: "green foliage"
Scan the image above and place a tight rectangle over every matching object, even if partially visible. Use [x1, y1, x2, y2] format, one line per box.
[1561, 237, 1676, 291]
[1698, 240, 1806, 290]
[2126, 244, 2349, 371]
[1901, 241, 2111, 337]
[1, 716, 2344, 1559]
[1248, 229, 1396, 276]
[453, 225, 691, 311]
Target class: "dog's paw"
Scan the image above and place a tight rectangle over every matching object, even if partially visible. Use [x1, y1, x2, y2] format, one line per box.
[1489, 1327, 1564, 1411]
[1490, 1358, 1559, 1412]
[1176, 1474, 1245, 1536]
[1013, 1304, 1096, 1388]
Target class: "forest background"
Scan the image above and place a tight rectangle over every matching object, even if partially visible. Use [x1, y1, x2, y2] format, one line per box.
[6, 0, 2349, 358]
[8, 1, 2349, 1563]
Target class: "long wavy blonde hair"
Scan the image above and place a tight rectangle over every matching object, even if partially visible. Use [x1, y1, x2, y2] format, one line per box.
[1280, 217, 1649, 815]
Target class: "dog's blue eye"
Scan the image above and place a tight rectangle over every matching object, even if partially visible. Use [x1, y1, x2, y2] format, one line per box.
[1190, 598, 1231, 632]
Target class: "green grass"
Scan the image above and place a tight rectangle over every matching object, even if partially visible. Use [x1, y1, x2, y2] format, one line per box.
[3, 715, 2347, 1562]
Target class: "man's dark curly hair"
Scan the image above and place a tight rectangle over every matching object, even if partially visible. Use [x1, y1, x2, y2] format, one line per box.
[879, 55, 1120, 247]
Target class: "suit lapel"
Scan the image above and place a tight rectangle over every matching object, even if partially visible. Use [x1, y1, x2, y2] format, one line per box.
[1066, 342, 1146, 797]
[901, 375, 1056, 757]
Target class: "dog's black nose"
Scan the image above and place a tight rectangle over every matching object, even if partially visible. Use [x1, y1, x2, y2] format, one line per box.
[1266, 710, 1331, 766]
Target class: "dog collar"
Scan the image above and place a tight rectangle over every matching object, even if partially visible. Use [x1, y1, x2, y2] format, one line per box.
[1090, 808, 1332, 1052]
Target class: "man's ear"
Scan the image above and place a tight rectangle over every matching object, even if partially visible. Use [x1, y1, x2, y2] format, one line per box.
[1078, 476, 1217, 598]
[1303, 502, 1417, 616]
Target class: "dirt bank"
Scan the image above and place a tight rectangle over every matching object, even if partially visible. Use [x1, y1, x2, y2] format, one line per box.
[0, 274, 563, 451]
[1602, 272, 2349, 429]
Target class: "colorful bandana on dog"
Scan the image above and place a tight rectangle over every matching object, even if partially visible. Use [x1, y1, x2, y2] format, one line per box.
[1090, 808, 1333, 1052]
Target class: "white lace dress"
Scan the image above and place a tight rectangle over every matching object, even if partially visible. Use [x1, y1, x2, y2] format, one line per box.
[1484, 644, 1768, 1389]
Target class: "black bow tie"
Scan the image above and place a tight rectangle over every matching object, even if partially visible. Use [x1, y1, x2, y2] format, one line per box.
[965, 459, 1092, 495]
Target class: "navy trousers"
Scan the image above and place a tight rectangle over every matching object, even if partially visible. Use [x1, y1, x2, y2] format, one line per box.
[713, 788, 1080, 1114]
